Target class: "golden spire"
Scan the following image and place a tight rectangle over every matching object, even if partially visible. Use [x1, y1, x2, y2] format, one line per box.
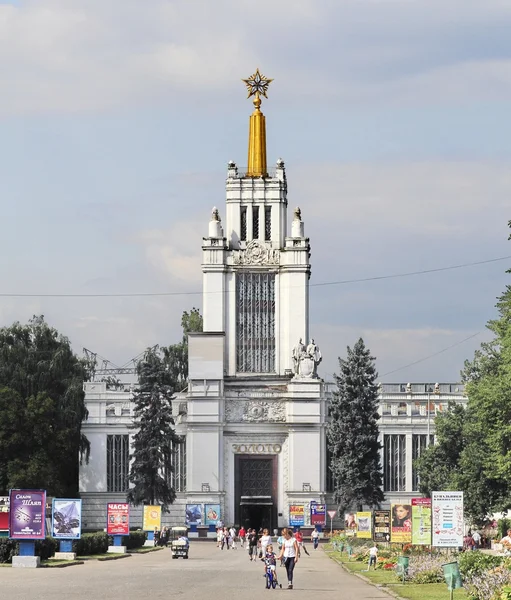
[242, 69, 273, 178]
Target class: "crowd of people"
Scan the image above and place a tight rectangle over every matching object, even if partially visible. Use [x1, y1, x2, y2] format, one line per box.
[214, 524, 321, 589]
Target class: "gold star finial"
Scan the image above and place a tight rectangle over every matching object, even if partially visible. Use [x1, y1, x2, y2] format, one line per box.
[242, 68, 273, 100]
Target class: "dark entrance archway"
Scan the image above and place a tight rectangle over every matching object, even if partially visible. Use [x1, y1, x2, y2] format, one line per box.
[235, 455, 277, 531]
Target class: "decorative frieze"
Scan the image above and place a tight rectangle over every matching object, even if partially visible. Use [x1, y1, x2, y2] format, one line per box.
[225, 399, 286, 422]
[232, 240, 280, 266]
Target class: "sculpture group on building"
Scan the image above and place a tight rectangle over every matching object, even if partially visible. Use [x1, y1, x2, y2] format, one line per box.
[292, 338, 322, 379]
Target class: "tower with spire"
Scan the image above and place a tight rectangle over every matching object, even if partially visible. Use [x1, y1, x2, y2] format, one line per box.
[184, 70, 326, 531]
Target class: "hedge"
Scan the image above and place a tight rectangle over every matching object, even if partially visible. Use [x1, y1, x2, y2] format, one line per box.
[0, 536, 58, 563]
[0, 530, 146, 562]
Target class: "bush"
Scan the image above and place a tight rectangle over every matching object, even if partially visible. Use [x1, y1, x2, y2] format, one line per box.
[0, 536, 57, 563]
[459, 552, 504, 577]
[0, 539, 17, 563]
[404, 555, 445, 584]
[122, 531, 146, 550]
[73, 532, 109, 556]
[35, 537, 58, 560]
[464, 567, 511, 600]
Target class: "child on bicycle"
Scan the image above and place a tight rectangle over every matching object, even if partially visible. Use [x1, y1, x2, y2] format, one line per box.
[262, 544, 279, 584]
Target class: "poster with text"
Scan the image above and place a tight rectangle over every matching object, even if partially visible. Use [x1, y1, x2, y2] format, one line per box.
[411, 498, 432, 545]
[52, 499, 82, 539]
[107, 503, 130, 535]
[185, 504, 202, 526]
[310, 502, 326, 526]
[356, 512, 372, 539]
[432, 491, 464, 548]
[143, 505, 162, 531]
[391, 504, 412, 543]
[373, 510, 390, 542]
[289, 505, 305, 527]
[9, 489, 46, 540]
[205, 504, 221, 526]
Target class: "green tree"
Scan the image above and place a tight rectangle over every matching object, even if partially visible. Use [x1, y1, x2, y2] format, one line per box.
[0, 316, 89, 495]
[417, 220, 511, 521]
[326, 338, 384, 512]
[127, 346, 182, 511]
[162, 307, 203, 391]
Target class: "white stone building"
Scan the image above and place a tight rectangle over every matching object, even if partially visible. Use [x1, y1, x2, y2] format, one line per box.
[78, 75, 468, 532]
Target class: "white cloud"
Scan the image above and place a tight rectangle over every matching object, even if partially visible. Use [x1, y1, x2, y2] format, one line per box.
[1, 0, 511, 115]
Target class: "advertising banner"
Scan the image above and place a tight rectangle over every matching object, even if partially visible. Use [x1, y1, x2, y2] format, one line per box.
[289, 505, 305, 527]
[142, 505, 162, 531]
[310, 502, 326, 526]
[391, 504, 412, 543]
[411, 498, 432, 545]
[345, 512, 357, 530]
[356, 512, 372, 539]
[432, 491, 464, 548]
[107, 503, 130, 535]
[373, 510, 390, 542]
[185, 504, 202, 526]
[0, 496, 9, 531]
[52, 499, 82, 539]
[205, 504, 221, 526]
[9, 489, 46, 540]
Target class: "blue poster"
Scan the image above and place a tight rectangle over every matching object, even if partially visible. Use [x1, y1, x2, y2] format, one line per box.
[185, 504, 202, 526]
[205, 504, 221, 526]
[52, 499, 82, 539]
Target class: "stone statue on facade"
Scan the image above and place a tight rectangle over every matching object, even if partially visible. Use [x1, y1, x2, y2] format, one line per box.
[292, 338, 306, 374]
[292, 337, 322, 379]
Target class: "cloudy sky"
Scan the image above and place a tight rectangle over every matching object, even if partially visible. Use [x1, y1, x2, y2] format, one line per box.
[0, 0, 510, 382]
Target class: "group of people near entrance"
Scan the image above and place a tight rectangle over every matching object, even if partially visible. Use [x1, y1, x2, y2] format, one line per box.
[215, 525, 321, 589]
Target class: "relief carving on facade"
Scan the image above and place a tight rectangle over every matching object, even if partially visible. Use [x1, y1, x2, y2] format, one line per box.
[232, 240, 280, 266]
[225, 399, 286, 422]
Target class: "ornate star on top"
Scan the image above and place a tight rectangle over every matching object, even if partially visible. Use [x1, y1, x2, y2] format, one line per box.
[242, 69, 273, 99]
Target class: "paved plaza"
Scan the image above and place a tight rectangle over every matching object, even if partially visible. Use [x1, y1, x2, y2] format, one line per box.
[0, 544, 391, 600]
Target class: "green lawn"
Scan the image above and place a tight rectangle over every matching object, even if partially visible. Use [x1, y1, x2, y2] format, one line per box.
[325, 550, 468, 600]
[77, 553, 131, 561]
[388, 583, 467, 600]
[129, 546, 164, 554]
[42, 560, 84, 568]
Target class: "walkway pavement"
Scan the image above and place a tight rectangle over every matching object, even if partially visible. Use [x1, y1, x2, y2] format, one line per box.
[0, 544, 391, 600]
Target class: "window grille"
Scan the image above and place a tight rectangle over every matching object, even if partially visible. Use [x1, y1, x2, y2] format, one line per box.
[264, 206, 271, 241]
[252, 206, 259, 240]
[412, 434, 434, 491]
[236, 272, 275, 373]
[107, 434, 129, 492]
[383, 434, 406, 492]
[241, 207, 247, 241]
[168, 438, 186, 492]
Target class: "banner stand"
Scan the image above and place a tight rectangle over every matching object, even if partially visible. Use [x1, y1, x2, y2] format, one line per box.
[13, 541, 40, 568]
[60, 541, 73, 552]
[108, 535, 127, 554]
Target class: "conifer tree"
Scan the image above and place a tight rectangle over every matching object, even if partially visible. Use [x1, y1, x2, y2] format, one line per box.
[127, 346, 182, 512]
[326, 338, 384, 512]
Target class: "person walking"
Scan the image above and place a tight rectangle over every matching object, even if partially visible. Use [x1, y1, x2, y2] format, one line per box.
[278, 528, 299, 589]
[295, 528, 310, 556]
[311, 527, 320, 550]
[239, 526, 246, 549]
[368, 543, 378, 569]
[260, 528, 272, 557]
[229, 526, 237, 549]
[248, 528, 258, 561]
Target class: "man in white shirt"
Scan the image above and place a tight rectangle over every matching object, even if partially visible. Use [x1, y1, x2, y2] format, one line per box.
[472, 531, 481, 548]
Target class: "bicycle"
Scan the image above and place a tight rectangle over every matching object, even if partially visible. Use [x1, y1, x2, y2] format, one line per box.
[265, 564, 282, 589]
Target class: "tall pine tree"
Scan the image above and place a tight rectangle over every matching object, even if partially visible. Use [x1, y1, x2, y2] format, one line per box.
[127, 346, 182, 512]
[327, 338, 384, 512]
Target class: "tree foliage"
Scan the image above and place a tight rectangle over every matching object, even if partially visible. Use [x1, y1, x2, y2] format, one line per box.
[127, 346, 183, 512]
[417, 221, 511, 522]
[326, 337, 384, 512]
[161, 307, 203, 391]
[0, 316, 89, 496]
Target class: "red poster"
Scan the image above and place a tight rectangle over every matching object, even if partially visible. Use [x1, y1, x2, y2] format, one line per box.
[107, 503, 130, 535]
